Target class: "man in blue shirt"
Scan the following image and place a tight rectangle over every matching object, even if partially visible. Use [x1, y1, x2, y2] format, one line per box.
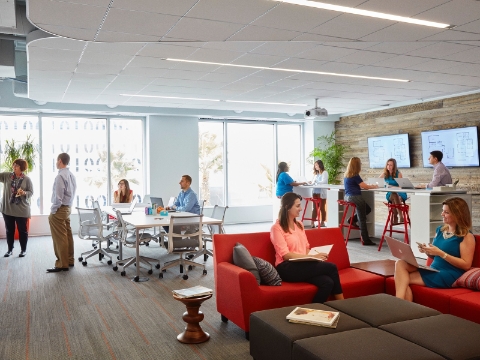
[168, 175, 201, 214]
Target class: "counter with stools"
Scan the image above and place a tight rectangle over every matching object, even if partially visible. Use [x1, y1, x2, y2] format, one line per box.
[301, 197, 322, 226]
[337, 200, 360, 244]
[378, 202, 411, 251]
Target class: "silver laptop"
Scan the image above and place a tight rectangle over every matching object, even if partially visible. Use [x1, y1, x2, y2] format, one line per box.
[367, 178, 385, 187]
[394, 178, 416, 189]
[150, 197, 164, 208]
[113, 197, 137, 215]
[385, 236, 439, 272]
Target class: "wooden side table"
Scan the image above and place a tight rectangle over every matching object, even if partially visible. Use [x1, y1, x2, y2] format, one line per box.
[350, 259, 396, 277]
[173, 293, 212, 344]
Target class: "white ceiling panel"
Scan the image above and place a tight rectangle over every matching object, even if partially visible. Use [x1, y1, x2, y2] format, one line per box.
[95, 31, 161, 43]
[164, 18, 245, 42]
[363, 42, 432, 55]
[358, 0, 450, 17]
[0, 0, 16, 28]
[420, 29, 480, 41]
[228, 25, 301, 41]
[453, 18, 480, 34]
[371, 55, 430, 69]
[111, 0, 198, 16]
[296, 45, 359, 62]
[138, 43, 200, 59]
[405, 42, 473, 58]
[34, 23, 98, 41]
[359, 23, 444, 42]
[186, 48, 244, 63]
[251, 42, 318, 57]
[232, 53, 286, 67]
[418, 0, 480, 26]
[408, 59, 461, 72]
[444, 47, 480, 63]
[84, 42, 145, 56]
[335, 50, 397, 66]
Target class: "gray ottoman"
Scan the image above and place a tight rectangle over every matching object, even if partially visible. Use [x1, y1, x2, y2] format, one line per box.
[380, 314, 480, 360]
[325, 293, 440, 327]
[250, 303, 370, 360]
[292, 328, 445, 360]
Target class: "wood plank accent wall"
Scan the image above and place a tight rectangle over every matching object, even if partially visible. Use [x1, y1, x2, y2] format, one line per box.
[335, 93, 480, 233]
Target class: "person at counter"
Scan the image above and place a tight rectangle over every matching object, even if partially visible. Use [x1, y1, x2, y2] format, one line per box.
[309, 160, 328, 228]
[394, 197, 474, 301]
[418, 150, 452, 189]
[380, 158, 407, 224]
[275, 162, 307, 198]
[344, 157, 378, 246]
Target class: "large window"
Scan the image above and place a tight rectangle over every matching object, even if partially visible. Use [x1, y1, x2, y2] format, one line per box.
[278, 124, 302, 180]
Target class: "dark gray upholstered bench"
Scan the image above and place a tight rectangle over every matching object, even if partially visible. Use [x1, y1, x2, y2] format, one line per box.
[292, 328, 445, 360]
[250, 303, 370, 360]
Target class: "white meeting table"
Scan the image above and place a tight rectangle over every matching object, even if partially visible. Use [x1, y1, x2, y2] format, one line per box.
[104, 207, 223, 282]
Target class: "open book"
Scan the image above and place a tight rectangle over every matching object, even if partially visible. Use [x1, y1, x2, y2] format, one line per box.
[286, 307, 340, 328]
[172, 285, 213, 298]
[288, 244, 333, 262]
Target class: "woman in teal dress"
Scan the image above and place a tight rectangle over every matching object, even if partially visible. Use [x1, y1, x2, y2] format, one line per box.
[394, 197, 475, 301]
[380, 158, 407, 224]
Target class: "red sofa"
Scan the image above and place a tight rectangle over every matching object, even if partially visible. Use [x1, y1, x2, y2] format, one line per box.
[213, 227, 385, 336]
[385, 234, 480, 324]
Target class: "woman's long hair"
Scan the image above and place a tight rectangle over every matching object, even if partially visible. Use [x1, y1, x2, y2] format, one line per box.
[382, 158, 398, 179]
[344, 157, 361, 178]
[440, 197, 471, 236]
[276, 162, 288, 182]
[313, 160, 325, 175]
[278, 192, 304, 233]
[118, 179, 131, 203]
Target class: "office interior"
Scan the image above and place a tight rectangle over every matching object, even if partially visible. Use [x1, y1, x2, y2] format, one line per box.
[1, 1, 480, 358]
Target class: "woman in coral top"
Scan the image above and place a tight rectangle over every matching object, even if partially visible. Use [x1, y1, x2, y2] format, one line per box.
[270, 192, 344, 303]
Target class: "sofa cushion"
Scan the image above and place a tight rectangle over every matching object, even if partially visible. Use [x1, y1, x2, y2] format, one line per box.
[452, 267, 480, 290]
[253, 256, 282, 286]
[337, 267, 385, 298]
[233, 242, 261, 285]
[450, 292, 480, 325]
[380, 314, 480, 360]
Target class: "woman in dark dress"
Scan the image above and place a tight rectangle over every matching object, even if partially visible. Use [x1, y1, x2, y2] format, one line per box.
[394, 197, 475, 301]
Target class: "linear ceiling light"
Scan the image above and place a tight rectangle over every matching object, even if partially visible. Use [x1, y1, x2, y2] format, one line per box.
[274, 0, 453, 29]
[165, 58, 410, 82]
[120, 94, 220, 102]
[226, 100, 307, 106]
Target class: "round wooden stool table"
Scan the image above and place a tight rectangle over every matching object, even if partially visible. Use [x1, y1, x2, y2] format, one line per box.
[173, 293, 212, 344]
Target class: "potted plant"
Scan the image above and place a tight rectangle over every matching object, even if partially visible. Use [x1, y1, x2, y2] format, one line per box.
[309, 131, 349, 185]
[1, 135, 38, 174]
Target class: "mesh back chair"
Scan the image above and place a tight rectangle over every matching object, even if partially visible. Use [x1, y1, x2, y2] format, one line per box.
[93, 200, 119, 249]
[76, 206, 119, 266]
[191, 205, 228, 262]
[159, 214, 206, 280]
[112, 210, 160, 277]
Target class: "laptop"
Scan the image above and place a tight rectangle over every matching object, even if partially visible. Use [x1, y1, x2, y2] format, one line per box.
[113, 197, 137, 215]
[385, 236, 439, 272]
[394, 178, 416, 189]
[367, 178, 385, 187]
[150, 197, 164, 208]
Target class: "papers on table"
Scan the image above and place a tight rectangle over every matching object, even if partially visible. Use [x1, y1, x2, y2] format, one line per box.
[172, 285, 213, 299]
[286, 307, 340, 328]
[288, 244, 333, 262]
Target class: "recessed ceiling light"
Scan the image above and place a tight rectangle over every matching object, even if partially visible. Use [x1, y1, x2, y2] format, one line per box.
[120, 94, 220, 102]
[274, 0, 454, 29]
[226, 100, 307, 106]
[165, 58, 409, 82]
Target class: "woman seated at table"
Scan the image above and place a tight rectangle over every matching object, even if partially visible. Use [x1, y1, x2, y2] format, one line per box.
[113, 179, 133, 203]
[394, 197, 475, 301]
[270, 192, 344, 303]
[380, 158, 407, 224]
[309, 160, 328, 228]
[344, 157, 378, 246]
[275, 162, 307, 198]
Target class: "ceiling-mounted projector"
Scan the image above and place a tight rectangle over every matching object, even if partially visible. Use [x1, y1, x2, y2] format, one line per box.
[304, 98, 328, 119]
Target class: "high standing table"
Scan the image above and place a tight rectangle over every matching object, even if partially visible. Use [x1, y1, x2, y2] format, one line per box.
[104, 208, 223, 282]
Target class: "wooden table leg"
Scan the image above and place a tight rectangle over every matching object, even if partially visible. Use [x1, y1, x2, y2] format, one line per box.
[174, 294, 212, 344]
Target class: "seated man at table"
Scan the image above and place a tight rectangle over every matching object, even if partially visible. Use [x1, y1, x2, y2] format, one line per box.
[417, 150, 452, 189]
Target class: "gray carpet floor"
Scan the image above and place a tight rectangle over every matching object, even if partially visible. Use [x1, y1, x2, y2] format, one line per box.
[0, 223, 402, 360]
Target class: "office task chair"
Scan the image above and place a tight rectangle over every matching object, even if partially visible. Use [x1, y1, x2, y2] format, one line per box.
[159, 214, 206, 280]
[76, 206, 119, 266]
[191, 205, 228, 262]
[112, 210, 160, 277]
[200, 199, 206, 215]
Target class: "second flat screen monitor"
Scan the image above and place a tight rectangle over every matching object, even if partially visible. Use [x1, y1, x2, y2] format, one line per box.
[367, 133, 411, 169]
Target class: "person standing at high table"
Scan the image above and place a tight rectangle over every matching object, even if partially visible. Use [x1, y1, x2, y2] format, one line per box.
[275, 162, 307, 199]
[309, 160, 328, 228]
[0, 159, 34, 257]
[47, 153, 77, 273]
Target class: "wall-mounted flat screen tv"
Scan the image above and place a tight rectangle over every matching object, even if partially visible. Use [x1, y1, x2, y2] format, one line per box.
[421, 126, 479, 167]
[367, 133, 411, 169]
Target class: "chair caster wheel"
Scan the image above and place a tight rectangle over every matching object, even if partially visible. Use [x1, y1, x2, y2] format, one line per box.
[186, 254, 194, 260]
[99, 254, 103, 260]
[204, 255, 209, 262]
[113, 266, 118, 271]
[148, 269, 153, 274]
[155, 264, 160, 269]
[159, 273, 163, 279]
[78, 257, 83, 262]
[162, 269, 166, 272]
[188, 265, 193, 271]
[180, 265, 183, 273]
[145, 242, 149, 246]
[203, 270, 207, 275]
[107, 260, 112, 265]
[182, 275, 188, 280]
[133, 276, 139, 282]
[117, 256, 120, 260]
[82, 261, 87, 266]
[121, 271, 126, 276]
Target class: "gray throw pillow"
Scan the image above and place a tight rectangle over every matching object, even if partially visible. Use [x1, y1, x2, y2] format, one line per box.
[233, 243, 261, 285]
[252, 256, 282, 286]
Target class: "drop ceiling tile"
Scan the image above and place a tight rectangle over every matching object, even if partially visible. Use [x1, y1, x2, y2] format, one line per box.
[127, 56, 172, 69]
[233, 53, 286, 67]
[159, 69, 209, 81]
[72, 73, 117, 82]
[270, 58, 326, 72]
[167, 62, 221, 72]
[111, 0, 198, 16]
[297, 44, 359, 62]
[28, 37, 86, 51]
[228, 25, 301, 41]
[420, 30, 480, 41]
[80, 51, 134, 66]
[34, 23, 98, 41]
[335, 50, 396, 66]
[202, 41, 264, 53]
[0, 1, 16, 28]
[371, 55, 431, 69]
[310, 14, 392, 40]
[185, 0, 275, 24]
[29, 70, 73, 81]
[84, 42, 146, 55]
[268, 78, 314, 88]
[358, 0, 449, 17]
[199, 72, 250, 83]
[75, 63, 125, 74]
[406, 42, 473, 58]
[138, 43, 200, 59]
[251, 42, 318, 57]
[165, 18, 245, 41]
[365, 42, 433, 55]
[95, 30, 161, 42]
[27, 46, 83, 63]
[186, 48, 244, 64]
[120, 67, 169, 77]
[453, 18, 480, 34]
[292, 33, 351, 42]
[359, 23, 443, 42]
[347, 65, 399, 77]
[440, 63, 480, 76]
[443, 47, 480, 63]
[29, 59, 77, 72]
[418, 0, 480, 26]
[408, 59, 460, 72]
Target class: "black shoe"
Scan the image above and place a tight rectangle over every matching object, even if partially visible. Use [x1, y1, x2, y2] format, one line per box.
[362, 239, 377, 246]
[46, 267, 69, 273]
[19, 251, 26, 257]
[4, 251, 12, 257]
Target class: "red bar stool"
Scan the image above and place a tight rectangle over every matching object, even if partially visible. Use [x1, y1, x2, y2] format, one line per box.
[378, 202, 411, 251]
[301, 197, 322, 227]
[337, 200, 360, 245]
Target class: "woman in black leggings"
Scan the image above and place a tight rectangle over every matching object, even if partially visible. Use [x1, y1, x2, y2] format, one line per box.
[270, 192, 344, 303]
